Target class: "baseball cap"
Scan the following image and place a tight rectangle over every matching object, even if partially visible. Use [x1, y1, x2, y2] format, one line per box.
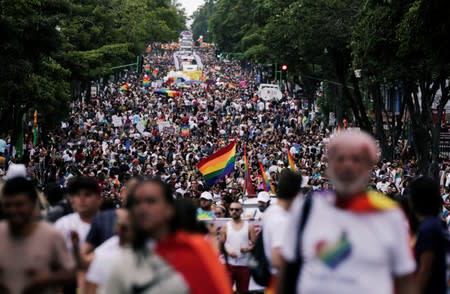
[257, 191, 271, 203]
[200, 191, 213, 201]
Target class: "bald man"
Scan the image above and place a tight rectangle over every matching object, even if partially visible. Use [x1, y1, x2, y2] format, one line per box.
[277, 130, 417, 294]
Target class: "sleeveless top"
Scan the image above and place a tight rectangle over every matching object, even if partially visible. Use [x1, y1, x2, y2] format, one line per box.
[225, 221, 250, 266]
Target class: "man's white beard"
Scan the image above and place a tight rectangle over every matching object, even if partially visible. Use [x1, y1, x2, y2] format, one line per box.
[329, 171, 369, 197]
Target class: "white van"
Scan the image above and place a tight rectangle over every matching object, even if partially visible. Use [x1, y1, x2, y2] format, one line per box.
[257, 84, 283, 101]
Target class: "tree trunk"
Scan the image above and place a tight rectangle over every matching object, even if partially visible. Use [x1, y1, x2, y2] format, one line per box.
[350, 73, 372, 132]
[331, 49, 370, 132]
[404, 83, 431, 176]
[431, 78, 450, 179]
[372, 83, 391, 160]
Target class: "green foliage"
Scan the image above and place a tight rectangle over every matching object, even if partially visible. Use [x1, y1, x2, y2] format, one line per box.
[209, 0, 272, 58]
[191, 0, 216, 43]
[0, 0, 70, 132]
[59, 0, 185, 82]
[197, 0, 450, 171]
[0, 0, 185, 134]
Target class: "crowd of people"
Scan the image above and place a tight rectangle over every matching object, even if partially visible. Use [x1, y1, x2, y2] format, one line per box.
[0, 46, 438, 210]
[0, 45, 449, 294]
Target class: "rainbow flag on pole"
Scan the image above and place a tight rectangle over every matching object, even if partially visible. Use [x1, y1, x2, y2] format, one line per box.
[259, 161, 275, 194]
[32, 110, 38, 145]
[243, 144, 255, 196]
[196, 141, 236, 186]
[288, 149, 297, 171]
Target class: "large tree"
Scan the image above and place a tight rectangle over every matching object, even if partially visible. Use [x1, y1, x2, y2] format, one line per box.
[352, 0, 450, 175]
[191, 0, 216, 43]
[0, 0, 71, 136]
[0, 0, 185, 138]
[58, 0, 185, 97]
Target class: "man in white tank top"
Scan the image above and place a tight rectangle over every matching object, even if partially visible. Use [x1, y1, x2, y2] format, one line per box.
[220, 201, 256, 293]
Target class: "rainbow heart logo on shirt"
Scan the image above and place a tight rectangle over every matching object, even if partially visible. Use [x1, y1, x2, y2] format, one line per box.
[315, 232, 352, 269]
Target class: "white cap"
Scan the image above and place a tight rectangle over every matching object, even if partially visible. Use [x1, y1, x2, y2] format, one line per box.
[3, 164, 27, 180]
[200, 191, 213, 201]
[257, 191, 271, 203]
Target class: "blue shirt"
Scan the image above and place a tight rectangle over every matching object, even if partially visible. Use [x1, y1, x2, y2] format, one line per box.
[196, 208, 215, 220]
[0, 139, 6, 153]
[85, 210, 117, 248]
[415, 216, 449, 294]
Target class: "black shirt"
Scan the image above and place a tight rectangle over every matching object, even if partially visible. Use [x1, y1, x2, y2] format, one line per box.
[415, 216, 449, 294]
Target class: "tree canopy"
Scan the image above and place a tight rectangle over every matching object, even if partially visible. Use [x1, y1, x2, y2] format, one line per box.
[0, 0, 185, 135]
[201, 0, 450, 176]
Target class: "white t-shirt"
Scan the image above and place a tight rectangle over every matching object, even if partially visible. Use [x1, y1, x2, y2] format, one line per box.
[376, 181, 389, 193]
[213, 193, 221, 203]
[281, 193, 415, 294]
[86, 236, 120, 287]
[446, 173, 450, 187]
[262, 204, 289, 274]
[245, 208, 263, 220]
[55, 213, 92, 249]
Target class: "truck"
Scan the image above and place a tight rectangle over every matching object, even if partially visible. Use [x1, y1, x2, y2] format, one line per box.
[257, 84, 283, 101]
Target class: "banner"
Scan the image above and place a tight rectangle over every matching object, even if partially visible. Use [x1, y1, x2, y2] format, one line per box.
[112, 115, 123, 127]
[182, 70, 203, 81]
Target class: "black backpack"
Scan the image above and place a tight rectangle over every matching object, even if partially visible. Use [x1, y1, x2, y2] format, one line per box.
[248, 229, 271, 286]
[249, 194, 314, 290]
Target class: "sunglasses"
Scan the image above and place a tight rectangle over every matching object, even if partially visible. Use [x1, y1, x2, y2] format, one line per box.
[229, 208, 241, 212]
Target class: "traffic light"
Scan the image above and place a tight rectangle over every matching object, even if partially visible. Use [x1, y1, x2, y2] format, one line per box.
[281, 64, 288, 72]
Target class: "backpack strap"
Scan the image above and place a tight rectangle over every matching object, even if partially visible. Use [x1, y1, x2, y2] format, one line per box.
[281, 193, 314, 294]
[295, 194, 313, 261]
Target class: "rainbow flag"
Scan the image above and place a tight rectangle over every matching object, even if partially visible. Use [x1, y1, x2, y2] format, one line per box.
[243, 144, 255, 196]
[120, 83, 129, 92]
[144, 64, 151, 74]
[181, 125, 190, 137]
[288, 149, 297, 171]
[259, 161, 275, 194]
[340, 191, 398, 213]
[143, 74, 150, 87]
[196, 141, 236, 186]
[32, 110, 38, 145]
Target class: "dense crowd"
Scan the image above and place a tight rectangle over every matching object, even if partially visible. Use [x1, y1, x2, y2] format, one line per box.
[0, 46, 450, 294]
[0, 47, 431, 206]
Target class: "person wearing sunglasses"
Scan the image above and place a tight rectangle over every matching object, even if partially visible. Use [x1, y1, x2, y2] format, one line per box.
[102, 178, 232, 294]
[220, 201, 256, 293]
[215, 205, 227, 218]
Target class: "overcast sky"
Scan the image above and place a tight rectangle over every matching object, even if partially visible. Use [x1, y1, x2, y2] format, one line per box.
[179, 0, 204, 23]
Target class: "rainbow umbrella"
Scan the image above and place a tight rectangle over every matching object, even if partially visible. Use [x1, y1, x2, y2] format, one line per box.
[154, 88, 181, 97]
